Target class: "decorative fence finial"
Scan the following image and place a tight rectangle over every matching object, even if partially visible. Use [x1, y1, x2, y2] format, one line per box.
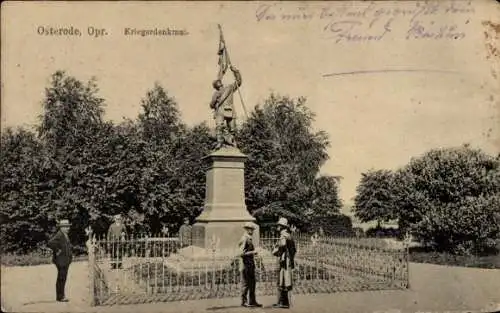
[404, 230, 412, 248]
[85, 225, 93, 237]
[85, 226, 94, 250]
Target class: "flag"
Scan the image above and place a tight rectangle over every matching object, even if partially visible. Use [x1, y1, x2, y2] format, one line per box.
[217, 28, 229, 79]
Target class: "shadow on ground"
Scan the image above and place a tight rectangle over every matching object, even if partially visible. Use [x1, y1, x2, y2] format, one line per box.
[206, 305, 244, 311]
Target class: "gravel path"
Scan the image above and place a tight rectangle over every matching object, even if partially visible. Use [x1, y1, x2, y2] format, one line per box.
[1, 261, 90, 313]
[2, 262, 499, 313]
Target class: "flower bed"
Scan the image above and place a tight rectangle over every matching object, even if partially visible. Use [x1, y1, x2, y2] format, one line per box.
[129, 258, 391, 295]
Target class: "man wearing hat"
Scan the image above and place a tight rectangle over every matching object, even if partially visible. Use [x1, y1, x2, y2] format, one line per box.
[47, 219, 73, 302]
[238, 222, 262, 308]
[107, 214, 127, 269]
[272, 217, 296, 309]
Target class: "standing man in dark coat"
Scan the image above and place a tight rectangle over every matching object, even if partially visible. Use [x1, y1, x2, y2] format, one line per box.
[107, 214, 127, 269]
[47, 219, 72, 302]
[238, 222, 262, 308]
[272, 217, 297, 309]
[179, 217, 192, 248]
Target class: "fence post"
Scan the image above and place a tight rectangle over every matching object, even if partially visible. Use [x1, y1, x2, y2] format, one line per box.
[404, 231, 411, 289]
[209, 234, 219, 294]
[86, 227, 96, 306]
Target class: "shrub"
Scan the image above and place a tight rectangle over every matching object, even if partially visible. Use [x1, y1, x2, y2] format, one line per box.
[409, 246, 500, 269]
[366, 226, 401, 238]
[412, 195, 500, 255]
[353, 227, 365, 237]
[395, 146, 500, 255]
[307, 214, 355, 237]
[1, 248, 87, 267]
[354, 169, 397, 225]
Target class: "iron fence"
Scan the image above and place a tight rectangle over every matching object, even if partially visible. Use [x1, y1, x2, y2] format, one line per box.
[87, 231, 409, 306]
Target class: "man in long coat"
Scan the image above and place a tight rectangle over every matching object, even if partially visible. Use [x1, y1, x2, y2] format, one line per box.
[238, 222, 262, 307]
[272, 217, 297, 308]
[179, 217, 192, 248]
[47, 219, 73, 302]
[107, 214, 127, 269]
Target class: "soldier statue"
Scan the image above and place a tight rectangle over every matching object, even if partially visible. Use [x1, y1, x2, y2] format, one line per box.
[209, 64, 242, 149]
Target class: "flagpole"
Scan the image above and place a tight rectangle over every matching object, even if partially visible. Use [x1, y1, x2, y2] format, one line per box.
[217, 24, 249, 120]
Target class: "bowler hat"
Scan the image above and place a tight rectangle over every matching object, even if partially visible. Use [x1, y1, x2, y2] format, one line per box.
[277, 217, 289, 228]
[58, 219, 71, 227]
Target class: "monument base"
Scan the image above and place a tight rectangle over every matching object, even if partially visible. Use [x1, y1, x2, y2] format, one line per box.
[191, 221, 260, 250]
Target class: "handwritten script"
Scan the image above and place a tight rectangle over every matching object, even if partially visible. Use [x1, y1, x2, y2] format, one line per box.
[255, 1, 474, 44]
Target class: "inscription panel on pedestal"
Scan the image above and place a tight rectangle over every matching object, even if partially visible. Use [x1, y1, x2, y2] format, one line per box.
[213, 168, 245, 204]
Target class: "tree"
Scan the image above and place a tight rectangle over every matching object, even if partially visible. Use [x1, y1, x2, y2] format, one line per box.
[83, 120, 147, 234]
[138, 83, 184, 145]
[1, 71, 109, 252]
[395, 145, 500, 254]
[413, 195, 500, 254]
[135, 84, 213, 233]
[309, 175, 343, 218]
[308, 176, 350, 236]
[135, 122, 213, 234]
[38, 71, 105, 152]
[0, 128, 57, 252]
[36, 71, 110, 244]
[162, 123, 213, 231]
[354, 169, 398, 226]
[236, 94, 333, 227]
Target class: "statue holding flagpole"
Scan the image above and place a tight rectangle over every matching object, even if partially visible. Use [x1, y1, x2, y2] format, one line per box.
[209, 24, 247, 150]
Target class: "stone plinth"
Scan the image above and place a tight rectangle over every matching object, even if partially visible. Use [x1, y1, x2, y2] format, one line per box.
[192, 146, 259, 249]
[164, 245, 274, 272]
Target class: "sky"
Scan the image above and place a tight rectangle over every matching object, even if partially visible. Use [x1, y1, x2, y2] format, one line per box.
[2, 1, 499, 206]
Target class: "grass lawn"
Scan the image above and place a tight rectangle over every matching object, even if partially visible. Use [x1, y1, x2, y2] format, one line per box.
[1, 251, 87, 267]
[409, 248, 500, 269]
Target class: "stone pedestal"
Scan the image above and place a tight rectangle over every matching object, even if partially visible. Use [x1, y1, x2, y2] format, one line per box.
[164, 146, 260, 272]
[192, 146, 259, 248]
